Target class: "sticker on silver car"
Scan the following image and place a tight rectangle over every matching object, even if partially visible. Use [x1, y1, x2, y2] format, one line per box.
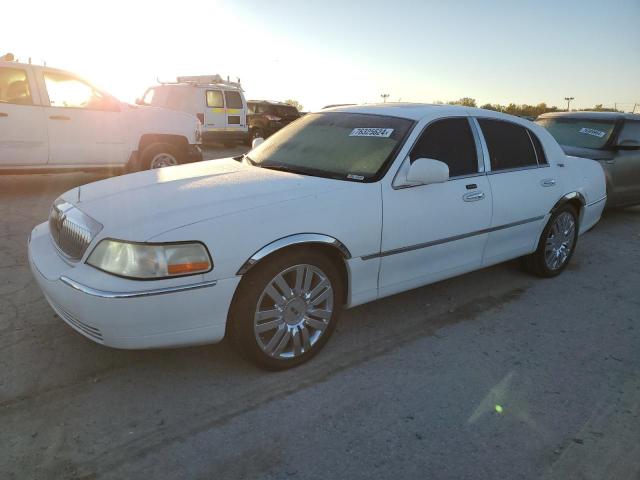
[349, 128, 394, 138]
[578, 127, 606, 138]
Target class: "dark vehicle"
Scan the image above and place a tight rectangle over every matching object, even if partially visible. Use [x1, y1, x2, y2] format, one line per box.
[537, 111, 640, 207]
[247, 100, 301, 142]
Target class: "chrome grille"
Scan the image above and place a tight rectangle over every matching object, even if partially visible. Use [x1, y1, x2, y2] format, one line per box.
[49, 199, 102, 260]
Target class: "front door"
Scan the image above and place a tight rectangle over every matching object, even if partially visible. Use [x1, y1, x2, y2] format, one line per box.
[378, 116, 492, 298]
[610, 121, 640, 205]
[42, 70, 125, 166]
[0, 65, 48, 166]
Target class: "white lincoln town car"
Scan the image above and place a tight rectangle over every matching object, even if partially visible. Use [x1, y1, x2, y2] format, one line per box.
[29, 104, 607, 369]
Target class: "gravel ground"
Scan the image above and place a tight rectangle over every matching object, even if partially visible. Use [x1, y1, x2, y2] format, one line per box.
[1, 149, 638, 479]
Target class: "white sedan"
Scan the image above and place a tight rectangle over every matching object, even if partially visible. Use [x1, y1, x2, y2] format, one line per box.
[28, 104, 607, 369]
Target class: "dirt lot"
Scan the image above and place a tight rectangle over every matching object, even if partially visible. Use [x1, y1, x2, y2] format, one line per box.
[1, 149, 639, 479]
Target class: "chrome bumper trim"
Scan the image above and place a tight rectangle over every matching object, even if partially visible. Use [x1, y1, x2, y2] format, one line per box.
[60, 276, 218, 299]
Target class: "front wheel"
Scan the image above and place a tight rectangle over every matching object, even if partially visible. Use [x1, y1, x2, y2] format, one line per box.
[523, 205, 578, 277]
[228, 248, 343, 370]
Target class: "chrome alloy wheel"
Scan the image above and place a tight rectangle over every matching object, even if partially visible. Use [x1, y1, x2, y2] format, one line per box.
[150, 152, 178, 169]
[254, 264, 334, 359]
[544, 211, 576, 270]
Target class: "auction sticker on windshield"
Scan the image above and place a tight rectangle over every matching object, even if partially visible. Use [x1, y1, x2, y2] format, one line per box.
[350, 128, 394, 138]
[578, 127, 606, 138]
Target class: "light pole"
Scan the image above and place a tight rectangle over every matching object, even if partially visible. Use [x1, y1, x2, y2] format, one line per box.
[564, 97, 574, 111]
[381, 93, 390, 103]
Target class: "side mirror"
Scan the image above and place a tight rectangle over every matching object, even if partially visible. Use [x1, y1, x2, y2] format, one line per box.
[615, 139, 640, 150]
[135, 98, 144, 106]
[406, 158, 449, 185]
[252, 137, 265, 149]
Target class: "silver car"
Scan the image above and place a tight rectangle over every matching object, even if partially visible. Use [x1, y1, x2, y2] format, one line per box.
[537, 112, 640, 207]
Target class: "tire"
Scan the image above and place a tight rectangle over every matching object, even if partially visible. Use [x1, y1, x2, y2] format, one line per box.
[228, 248, 344, 370]
[140, 143, 182, 170]
[522, 204, 579, 278]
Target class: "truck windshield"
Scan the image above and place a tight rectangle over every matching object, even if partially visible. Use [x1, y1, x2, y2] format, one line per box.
[248, 112, 413, 181]
[536, 117, 617, 149]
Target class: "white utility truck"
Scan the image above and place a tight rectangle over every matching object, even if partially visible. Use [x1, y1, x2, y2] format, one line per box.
[0, 59, 203, 171]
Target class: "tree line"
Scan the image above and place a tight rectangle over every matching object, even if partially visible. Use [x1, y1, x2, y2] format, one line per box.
[439, 97, 619, 118]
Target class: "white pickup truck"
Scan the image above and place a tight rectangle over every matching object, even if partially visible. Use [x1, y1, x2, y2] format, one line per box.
[0, 60, 203, 171]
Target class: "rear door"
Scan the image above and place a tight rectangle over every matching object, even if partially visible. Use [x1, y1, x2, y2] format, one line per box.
[223, 90, 246, 133]
[477, 118, 561, 265]
[42, 70, 126, 166]
[0, 65, 48, 166]
[204, 89, 226, 131]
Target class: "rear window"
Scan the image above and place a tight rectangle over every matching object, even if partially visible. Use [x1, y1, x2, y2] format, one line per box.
[478, 119, 538, 171]
[535, 117, 616, 150]
[206, 90, 223, 108]
[0, 67, 33, 105]
[224, 91, 243, 109]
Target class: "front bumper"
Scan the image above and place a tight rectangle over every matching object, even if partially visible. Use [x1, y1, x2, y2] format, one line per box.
[186, 143, 203, 164]
[28, 222, 240, 349]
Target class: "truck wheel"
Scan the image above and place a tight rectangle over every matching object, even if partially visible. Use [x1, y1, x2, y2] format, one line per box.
[141, 143, 182, 170]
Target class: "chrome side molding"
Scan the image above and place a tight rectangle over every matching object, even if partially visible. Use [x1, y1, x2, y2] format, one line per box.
[237, 233, 352, 275]
[60, 276, 218, 299]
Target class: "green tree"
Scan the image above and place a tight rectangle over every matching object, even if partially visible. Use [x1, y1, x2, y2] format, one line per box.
[447, 97, 477, 107]
[284, 99, 304, 111]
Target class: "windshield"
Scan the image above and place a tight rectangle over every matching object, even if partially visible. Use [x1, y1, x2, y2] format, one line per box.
[249, 112, 414, 181]
[536, 117, 617, 149]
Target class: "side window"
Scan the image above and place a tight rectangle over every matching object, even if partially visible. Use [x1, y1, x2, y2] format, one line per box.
[409, 118, 478, 177]
[618, 121, 640, 143]
[0, 67, 33, 105]
[529, 130, 547, 165]
[206, 90, 223, 108]
[224, 91, 243, 109]
[478, 119, 537, 171]
[44, 71, 109, 110]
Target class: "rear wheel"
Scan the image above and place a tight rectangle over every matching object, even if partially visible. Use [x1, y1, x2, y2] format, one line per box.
[228, 248, 343, 370]
[523, 205, 578, 277]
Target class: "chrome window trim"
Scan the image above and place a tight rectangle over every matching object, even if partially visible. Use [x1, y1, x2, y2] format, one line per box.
[485, 164, 550, 175]
[391, 115, 483, 190]
[470, 117, 492, 173]
[237, 233, 351, 275]
[361, 215, 545, 260]
[60, 276, 218, 299]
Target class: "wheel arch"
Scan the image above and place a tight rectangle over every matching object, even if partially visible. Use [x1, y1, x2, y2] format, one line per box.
[138, 134, 189, 154]
[236, 234, 352, 304]
[551, 191, 586, 224]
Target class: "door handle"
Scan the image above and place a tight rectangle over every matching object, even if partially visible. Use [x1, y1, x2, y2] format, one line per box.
[0, 112, 8, 117]
[463, 191, 485, 202]
[540, 178, 556, 187]
[49, 115, 70, 121]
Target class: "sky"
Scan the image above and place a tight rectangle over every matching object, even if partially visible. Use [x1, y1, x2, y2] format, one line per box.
[3, 0, 639, 111]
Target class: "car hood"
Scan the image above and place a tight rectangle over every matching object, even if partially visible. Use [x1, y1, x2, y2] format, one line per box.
[61, 159, 348, 240]
[560, 145, 614, 161]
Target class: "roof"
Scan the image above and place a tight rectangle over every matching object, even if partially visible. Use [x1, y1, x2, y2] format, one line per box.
[538, 111, 640, 121]
[247, 100, 292, 105]
[317, 102, 524, 122]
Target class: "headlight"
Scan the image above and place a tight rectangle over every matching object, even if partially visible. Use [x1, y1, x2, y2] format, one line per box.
[87, 240, 212, 279]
